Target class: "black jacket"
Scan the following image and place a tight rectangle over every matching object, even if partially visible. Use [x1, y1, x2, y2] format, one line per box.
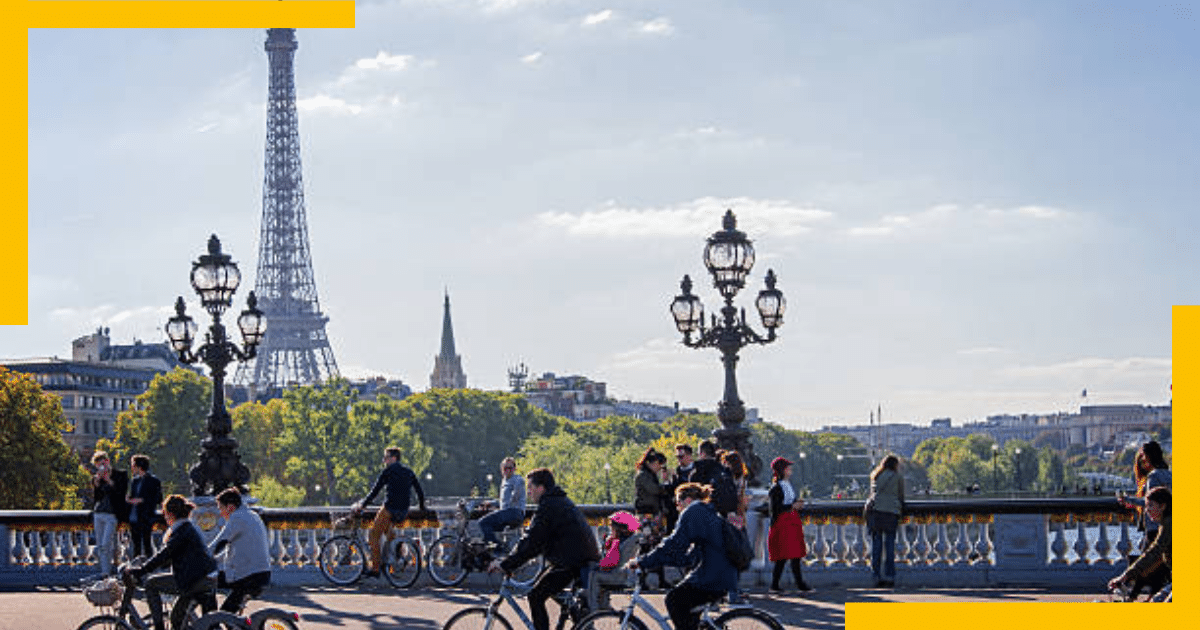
[127, 473, 163, 525]
[768, 482, 797, 526]
[93, 468, 130, 524]
[362, 462, 426, 516]
[689, 459, 723, 486]
[134, 520, 217, 591]
[501, 486, 599, 573]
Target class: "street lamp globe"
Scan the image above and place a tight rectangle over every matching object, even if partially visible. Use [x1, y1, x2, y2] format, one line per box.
[670, 275, 704, 334]
[755, 269, 785, 330]
[703, 210, 756, 300]
[190, 235, 242, 315]
[236, 292, 267, 348]
[165, 297, 198, 354]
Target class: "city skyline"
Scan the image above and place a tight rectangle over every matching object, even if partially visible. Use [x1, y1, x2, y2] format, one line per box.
[10, 2, 1192, 430]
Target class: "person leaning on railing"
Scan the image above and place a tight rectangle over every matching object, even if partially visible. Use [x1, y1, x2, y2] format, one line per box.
[1109, 486, 1171, 602]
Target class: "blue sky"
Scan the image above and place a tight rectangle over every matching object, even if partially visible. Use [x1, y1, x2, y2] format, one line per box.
[11, 0, 1196, 429]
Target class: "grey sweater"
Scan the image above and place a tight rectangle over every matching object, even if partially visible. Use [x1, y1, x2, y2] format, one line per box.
[209, 505, 272, 582]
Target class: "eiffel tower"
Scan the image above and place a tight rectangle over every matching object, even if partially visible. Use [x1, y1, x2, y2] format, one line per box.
[234, 28, 339, 398]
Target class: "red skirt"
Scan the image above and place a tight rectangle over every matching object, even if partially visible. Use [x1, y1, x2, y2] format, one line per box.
[768, 511, 807, 562]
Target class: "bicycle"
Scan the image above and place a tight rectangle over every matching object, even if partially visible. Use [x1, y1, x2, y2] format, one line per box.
[191, 581, 302, 630]
[428, 499, 544, 587]
[574, 569, 783, 630]
[316, 510, 423, 588]
[75, 567, 217, 630]
[441, 572, 590, 630]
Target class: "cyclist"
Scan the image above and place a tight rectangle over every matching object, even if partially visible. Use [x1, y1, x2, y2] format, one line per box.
[353, 445, 427, 578]
[490, 467, 599, 630]
[478, 456, 526, 548]
[125, 495, 217, 630]
[209, 488, 272, 612]
[1110, 486, 1172, 601]
[628, 482, 736, 630]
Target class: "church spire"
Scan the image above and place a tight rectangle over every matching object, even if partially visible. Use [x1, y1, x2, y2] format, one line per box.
[430, 290, 467, 390]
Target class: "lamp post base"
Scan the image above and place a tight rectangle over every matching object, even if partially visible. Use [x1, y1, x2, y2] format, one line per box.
[189, 436, 251, 497]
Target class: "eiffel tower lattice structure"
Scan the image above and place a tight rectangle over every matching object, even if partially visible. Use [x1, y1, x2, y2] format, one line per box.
[234, 28, 339, 397]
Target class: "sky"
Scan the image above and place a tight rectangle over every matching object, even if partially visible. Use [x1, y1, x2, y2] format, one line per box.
[10, 0, 1197, 431]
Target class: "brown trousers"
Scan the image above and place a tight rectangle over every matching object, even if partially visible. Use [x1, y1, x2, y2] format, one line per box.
[368, 507, 399, 572]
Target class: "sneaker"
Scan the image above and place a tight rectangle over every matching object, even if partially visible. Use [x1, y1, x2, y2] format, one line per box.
[797, 582, 814, 593]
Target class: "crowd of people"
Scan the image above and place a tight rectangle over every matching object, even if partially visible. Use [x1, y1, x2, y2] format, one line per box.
[82, 436, 1171, 630]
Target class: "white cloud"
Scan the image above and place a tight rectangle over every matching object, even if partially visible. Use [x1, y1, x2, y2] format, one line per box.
[521, 51, 544, 65]
[297, 94, 363, 115]
[957, 346, 1012, 356]
[637, 17, 675, 36]
[582, 9, 614, 26]
[601, 338, 710, 372]
[355, 51, 415, 71]
[846, 203, 1075, 239]
[194, 122, 219, 134]
[1000, 356, 1171, 381]
[535, 197, 834, 238]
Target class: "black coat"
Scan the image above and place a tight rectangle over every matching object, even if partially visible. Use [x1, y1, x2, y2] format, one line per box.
[768, 483, 792, 526]
[134, 520, 217, 591]
[501, 486, 599, 573]
[689, 458, 723, 485]
[127, 473, 163, 525]
[93, 468, 130, 523]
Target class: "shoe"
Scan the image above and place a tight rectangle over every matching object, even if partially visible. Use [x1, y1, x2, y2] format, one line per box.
[881, 580, 895, 588]
[797, 582, 814, 593]
[363, 569, 381, 579]
[769, 584, 782, 592]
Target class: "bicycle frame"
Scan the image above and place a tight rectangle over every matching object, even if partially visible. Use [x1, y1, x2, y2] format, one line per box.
[610, 571, 718, 630]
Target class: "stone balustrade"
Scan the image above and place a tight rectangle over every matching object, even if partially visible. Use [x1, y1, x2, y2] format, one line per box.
[1, 497, 1135, 589]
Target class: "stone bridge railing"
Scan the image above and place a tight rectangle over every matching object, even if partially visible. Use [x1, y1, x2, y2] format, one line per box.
[1, 497, 1136, 589]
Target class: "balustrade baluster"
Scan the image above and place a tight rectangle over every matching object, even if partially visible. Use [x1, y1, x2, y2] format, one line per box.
[53, 531, 69, 565]
[303, 528, 318, 566]
[287, 529, 303, 566]
[954, 522, 971, 564]
[914, 523, 931, 565]
[1115, 521, 1131, 565]
[899, 521, 915, 565]
[1049, 521, 1069, 564]
[269, 528, 283, 567]
[812, 523, 829, 567]
[832, 522, 849, 566]
[932, 522, 951, 564]
[855, 523, 869, 566]
[1072, 521, 1090, 565]
[974, 521, 992, 565]
[1094, 520, 1112, 565]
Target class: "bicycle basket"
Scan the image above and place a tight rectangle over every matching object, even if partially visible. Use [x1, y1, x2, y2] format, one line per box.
[83, 577, 124, 607]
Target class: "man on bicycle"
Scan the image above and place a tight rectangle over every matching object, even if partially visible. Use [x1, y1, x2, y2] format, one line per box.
[478, 456, 526, 549]
[209, 488, 271, 612]
[490, 468, 599, 630]
[628, 482, 736, 630]
[353, 446, 427, 578]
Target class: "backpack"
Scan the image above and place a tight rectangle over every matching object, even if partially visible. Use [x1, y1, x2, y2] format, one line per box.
[709, 469, 739, 516]
[720, 517, 753, 572]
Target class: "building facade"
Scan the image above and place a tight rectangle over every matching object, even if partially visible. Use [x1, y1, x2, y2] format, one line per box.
[2, 328, 187, 457]
[430, 292, 467, 390]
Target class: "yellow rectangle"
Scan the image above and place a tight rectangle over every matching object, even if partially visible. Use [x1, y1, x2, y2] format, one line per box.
[24, 1, 356, 28]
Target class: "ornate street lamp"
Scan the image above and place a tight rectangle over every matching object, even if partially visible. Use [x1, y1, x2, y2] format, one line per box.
[165, 235, 266, 496]
[1014, 447, 1022, 493]
[670, 210, 784, 485]
[991, 443, 999, 494]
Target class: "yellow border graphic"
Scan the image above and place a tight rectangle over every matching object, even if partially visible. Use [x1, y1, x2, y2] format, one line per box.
[3, 1, 354, 324]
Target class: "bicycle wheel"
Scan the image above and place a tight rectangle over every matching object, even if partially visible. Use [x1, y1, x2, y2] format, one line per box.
[712, 608, 785, 630]
[429, 535, 469, 587]
[575, 610, 650, 630]
[509, 554, 544, 587]
[193, 611, 250, 630]
[442, 607, 514, 630]
[384, 537, 423, 589]
[75, 615, 135, 630]
[252, 613, 301, 630]
[318, 535, 366, 585]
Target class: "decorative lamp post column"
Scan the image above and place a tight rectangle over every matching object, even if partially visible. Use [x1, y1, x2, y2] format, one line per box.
[669, 210, 784, 485]
[165, 235, 267, 496]
[798, 451, 806, 493]
[604, 462, 612, 504]
[1014, 447, 1022, 493]
[837, 454, 844, 496]
[991, 443, 999, 494]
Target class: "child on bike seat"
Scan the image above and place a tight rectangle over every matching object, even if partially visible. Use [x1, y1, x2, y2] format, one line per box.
[586, 511, 641, 611]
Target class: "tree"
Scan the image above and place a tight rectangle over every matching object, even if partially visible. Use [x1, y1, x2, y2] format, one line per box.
[0, 367, 88, 508]
[275, 378, 358, 505]
[231, 398, 288, 483]
[98, 368, 210, 496]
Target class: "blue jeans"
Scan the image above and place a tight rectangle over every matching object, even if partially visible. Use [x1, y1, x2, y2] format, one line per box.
[92, 512, 118, 575]
[870, 512, 898, 580]
[479, 507, 524, 545]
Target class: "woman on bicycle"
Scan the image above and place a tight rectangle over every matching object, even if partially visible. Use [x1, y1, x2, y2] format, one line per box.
[628, 482, 736, 630]
[1110, 486, 1172, 601]
[126, 495, 217, 630]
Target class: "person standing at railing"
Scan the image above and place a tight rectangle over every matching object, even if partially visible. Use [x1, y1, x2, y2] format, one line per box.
[126, 454, 163, 562]
[89, 451, 129, 577]
[1110, 486, 1171, 602]
[352, 446, 427, 579]
[1121, 440, 1170, 597]
[866, 454, 904, 589]
[767, 457, 811, 593]
[478, 456, 526, 549]
[634, 447, 673, 590]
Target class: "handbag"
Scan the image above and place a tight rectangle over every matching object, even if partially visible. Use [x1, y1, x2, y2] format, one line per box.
[863, 496, 877, 531]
